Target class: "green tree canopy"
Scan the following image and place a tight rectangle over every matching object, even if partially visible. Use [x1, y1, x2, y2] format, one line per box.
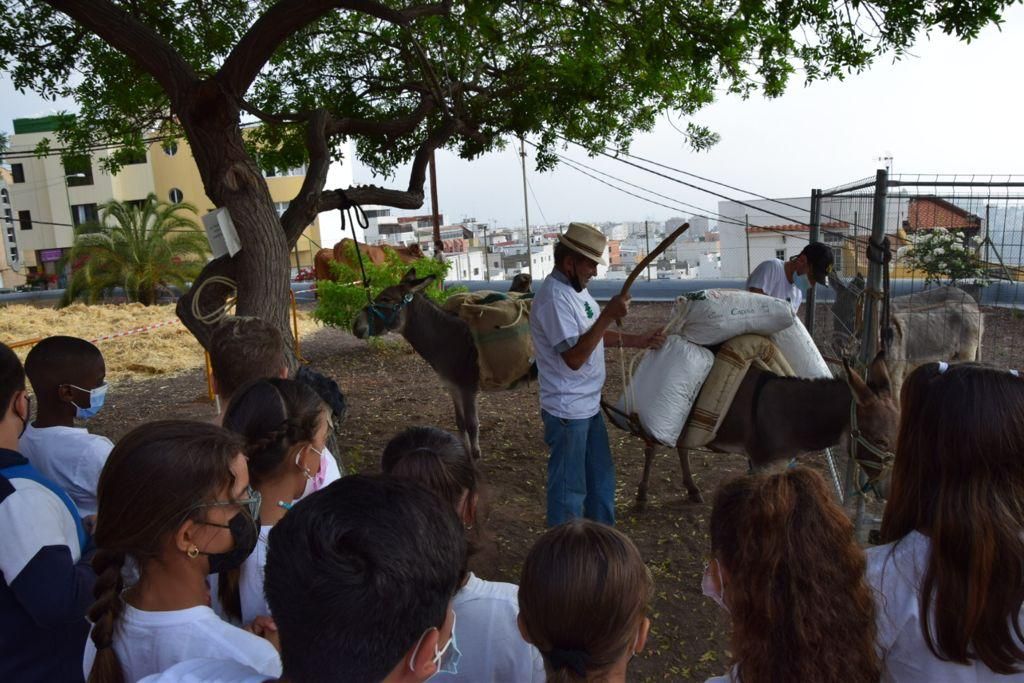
[61, 193, 208, 306]
[0, 0, 1013, 350]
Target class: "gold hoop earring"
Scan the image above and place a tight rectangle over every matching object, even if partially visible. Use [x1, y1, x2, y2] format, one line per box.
[187, 545, 199, 559]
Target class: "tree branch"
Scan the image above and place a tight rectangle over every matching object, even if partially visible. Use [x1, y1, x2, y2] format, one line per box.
[282, 110, 331, 245]
[42, 0, 198, 100]
[218, 0, 452, 97]
[324, 92, 436, 138]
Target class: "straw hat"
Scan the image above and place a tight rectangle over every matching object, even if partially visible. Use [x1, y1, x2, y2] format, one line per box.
[559, 222, 608, 266]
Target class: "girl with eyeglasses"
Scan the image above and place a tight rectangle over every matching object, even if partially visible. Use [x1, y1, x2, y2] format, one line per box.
[83, 420, 277, 683]
[869, 362, 1024, 681]
[216, 378, 331, 626]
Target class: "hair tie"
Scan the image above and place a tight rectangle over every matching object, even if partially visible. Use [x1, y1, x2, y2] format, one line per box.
[545, 647, 591, 677]
[937, 361, 949, 374]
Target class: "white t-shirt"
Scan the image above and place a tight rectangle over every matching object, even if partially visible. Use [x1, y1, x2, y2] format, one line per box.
[82, 604, 282, 681]
[18, 422, 113, 517]
[138, 658, 268, 683]
[434, 573, 545, 683]
[867, 530, 1024, 682]
[705, 665, 739, 682]
[530, 271, 606, 420]
[747, 259, 801, 313]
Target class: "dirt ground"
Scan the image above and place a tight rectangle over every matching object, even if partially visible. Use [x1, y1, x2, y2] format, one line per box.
[84, 300, 1024, 682]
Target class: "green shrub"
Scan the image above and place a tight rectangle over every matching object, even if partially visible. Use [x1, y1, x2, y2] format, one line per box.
[313, 243, 464, 331]
[906, 228, 988, 286]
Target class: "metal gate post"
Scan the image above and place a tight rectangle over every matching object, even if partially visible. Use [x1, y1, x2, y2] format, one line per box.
[859, 169, 889, 366]
[805, 189, 821, 332]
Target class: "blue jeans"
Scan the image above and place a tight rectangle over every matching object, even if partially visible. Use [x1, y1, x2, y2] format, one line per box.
[542, 410, 616, 527]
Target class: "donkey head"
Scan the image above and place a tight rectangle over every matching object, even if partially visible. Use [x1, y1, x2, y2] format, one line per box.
[844, 350, 900, 494]
[352, 268, 436, 339]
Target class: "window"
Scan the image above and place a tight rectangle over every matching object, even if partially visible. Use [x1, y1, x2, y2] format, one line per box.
[775, 249, 786, 261]
[10, 164, 24, 183]
[473, 267, 479, 275]
[274, 201, 290, 216]
[168, 188, 184, 203]
[63, 156, 94, 186]
[71, 204, 99, 227]
[163, 141, 178, 156]
[123, 149, 148, 165]
[18, 210, 32, 231]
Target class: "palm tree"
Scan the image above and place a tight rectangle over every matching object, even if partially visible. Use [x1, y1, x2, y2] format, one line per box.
[60, 193, 209, 306]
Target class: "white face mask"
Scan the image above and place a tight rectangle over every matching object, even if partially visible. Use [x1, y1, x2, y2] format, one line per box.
[409, 610, 461, 678]
[296, 445, 328, 500]
[701, 560, 728, 613]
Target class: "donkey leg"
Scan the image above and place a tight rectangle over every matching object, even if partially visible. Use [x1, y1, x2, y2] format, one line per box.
[461, 387, 482, 460]
[635, 443, 656, 512]
[450, 388, 468, 452]
[676, 445, 703, 504]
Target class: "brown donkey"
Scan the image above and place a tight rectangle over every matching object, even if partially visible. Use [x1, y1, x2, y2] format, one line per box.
[352, 269, 484, 459]
[636, 351, 898, 507]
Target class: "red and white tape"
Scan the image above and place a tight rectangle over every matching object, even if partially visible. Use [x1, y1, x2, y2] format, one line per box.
[89, 319, 181, 343]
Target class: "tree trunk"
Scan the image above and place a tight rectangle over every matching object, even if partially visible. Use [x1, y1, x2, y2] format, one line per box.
[173, 83, 298, 367]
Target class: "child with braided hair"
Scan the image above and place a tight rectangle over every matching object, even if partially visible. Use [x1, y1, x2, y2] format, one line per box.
[517, 519, 652, 683]
[216, 377, 330, 625]
[82, 420, 279, 683]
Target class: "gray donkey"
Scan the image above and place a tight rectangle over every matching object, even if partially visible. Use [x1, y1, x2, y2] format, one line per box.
[352, 269, 484, 459]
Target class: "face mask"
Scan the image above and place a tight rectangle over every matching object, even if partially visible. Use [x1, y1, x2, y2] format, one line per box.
[794, 270, 812, 296]
[297, 446, 328, 500]
[410, 610, 462, 677]
[200, 507, 260, 575]
[17, 394, 30, 439]
[67, 382, 108, 420]
[702, 560, 728, 613]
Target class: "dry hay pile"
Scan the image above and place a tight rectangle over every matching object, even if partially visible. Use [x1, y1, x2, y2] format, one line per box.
[1, 303, 320, 382]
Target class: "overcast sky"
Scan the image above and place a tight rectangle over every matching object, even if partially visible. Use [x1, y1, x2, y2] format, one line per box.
[3, 4, 1023, 231]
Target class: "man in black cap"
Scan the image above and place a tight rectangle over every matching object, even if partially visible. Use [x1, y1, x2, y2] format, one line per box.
[747, 242, 833, 313]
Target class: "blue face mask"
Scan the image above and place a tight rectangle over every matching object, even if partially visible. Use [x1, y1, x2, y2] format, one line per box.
[67, 383, 108, 420]
[410, 610, 462, 677]
[793, 272, 810, 295]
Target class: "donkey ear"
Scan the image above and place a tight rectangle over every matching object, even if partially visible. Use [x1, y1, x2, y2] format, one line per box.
[867, 349, 892, 397]
[405, 273, 437, 293]
[845, 359, 875, 406]
[400, 267, 419, 283]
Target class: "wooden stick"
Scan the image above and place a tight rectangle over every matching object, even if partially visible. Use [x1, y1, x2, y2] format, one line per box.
[621, 223, 690, 298]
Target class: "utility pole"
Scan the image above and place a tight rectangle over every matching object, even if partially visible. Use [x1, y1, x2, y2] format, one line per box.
[645, 220, 651, 281]
[745, 214, 751, 274]
[429, 152, 443, 262]
[482, 223, 490, 282]
[520, 137, 532, 277]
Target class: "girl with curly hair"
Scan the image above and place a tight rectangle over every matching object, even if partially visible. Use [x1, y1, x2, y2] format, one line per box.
[704, 467, 879, 682]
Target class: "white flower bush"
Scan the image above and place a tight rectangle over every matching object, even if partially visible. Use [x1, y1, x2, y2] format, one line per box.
[906, 228, 989, 286]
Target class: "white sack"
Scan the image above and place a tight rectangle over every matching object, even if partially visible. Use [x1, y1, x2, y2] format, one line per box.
[613, 335, 714, 446]
[670, 289, 795, 346]
[770, 318, 831, 378]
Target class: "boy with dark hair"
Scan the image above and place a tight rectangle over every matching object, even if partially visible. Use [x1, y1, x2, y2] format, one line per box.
[140, 474, 466, 683]
[0, 342, 96, 682]
[209, 316, 345, 490]
[208, 316, 288, 404]
[20, 335, 113, 516]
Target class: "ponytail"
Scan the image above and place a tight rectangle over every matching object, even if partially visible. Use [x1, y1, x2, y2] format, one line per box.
[218, 569, 244, 624]
[87, 549, 127, 683]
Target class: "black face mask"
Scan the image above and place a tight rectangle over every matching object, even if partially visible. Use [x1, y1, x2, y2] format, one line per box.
[18, 395, 30, 439]
[202, 510, 260, 574]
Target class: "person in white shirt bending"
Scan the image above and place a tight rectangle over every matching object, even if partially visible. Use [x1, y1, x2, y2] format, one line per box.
[868, 362, 1024, 682]
[83, 420, 280, 682]
[215, 378, 331, 625]
[746, 242, 834, 313]
[382, 426, 546, 683]
[20, 336, 113, 517]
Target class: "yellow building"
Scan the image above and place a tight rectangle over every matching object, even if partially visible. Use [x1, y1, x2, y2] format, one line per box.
[6, 115, 350, 283]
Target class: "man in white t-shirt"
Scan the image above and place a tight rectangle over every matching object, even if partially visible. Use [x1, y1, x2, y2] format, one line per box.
[747, 242, 834, 313]
[20, 336, 113, 517]
[531, 222, 665, 527]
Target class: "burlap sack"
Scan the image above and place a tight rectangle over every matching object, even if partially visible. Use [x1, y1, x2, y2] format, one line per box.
[681, 334, 794, 448]
[443, 291, 534, 390]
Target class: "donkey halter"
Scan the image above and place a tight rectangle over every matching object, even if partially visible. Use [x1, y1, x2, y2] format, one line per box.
[365, 293, 414, 335]
[847, 390, 896, 495]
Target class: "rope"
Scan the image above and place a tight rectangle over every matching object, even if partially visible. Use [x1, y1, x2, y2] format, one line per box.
[191, 276, 238, 325]
[335, 191, 373, 305]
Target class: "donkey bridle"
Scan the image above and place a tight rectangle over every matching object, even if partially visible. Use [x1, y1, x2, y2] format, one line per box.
[365, 293, 414, 335]
[847, 393, 896, 494]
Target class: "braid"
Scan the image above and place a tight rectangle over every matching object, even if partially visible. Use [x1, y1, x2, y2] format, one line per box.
[87, 549, 127, 683]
